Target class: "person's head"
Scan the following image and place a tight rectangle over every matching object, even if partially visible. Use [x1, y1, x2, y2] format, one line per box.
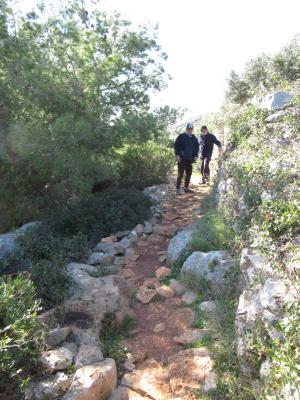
[201, 125, 208, 135]
[186, 122, 194, 136]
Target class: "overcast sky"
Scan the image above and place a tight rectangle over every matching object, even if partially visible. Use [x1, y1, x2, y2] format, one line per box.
[23, 0, 300, 117]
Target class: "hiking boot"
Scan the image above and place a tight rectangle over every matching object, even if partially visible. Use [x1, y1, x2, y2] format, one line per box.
[176, 189, 182, 196]
[184, 187, 194, 193]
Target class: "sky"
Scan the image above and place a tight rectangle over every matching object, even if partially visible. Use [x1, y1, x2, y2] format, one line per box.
[22, 0, 300, 117]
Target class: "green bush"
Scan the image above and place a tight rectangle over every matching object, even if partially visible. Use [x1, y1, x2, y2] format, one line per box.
[116, 141, 174, 189]
[0, 275, 44, 395]
[260, 200, 300, 239]
[49, 187, 151, 241]
[18, 226, 88, 309]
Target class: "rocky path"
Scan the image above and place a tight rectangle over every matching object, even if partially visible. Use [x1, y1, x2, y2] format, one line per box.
[110, 182, 216, 400]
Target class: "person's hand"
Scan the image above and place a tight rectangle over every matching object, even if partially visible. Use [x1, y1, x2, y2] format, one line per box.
[176, 155, 181, 162]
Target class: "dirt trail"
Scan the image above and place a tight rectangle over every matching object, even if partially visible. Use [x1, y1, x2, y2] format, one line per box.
[114, 182, 214, 400]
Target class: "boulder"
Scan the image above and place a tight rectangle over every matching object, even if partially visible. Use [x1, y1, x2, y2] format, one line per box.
[181, 251, 235, 289]
[46, 327, 72, 349]
[63, 359, 117, 400]
[134, 224, 144, 236]
[260, 91, 293, 111]
[75, 343, 104, 370]
[265, 109, 288, 123]
[167, 229, 193, 264]
[94, 242, 125, 256]
[259, 278, 288, 312]
[40, 347, 75, 372]
[25, 372, 71, 400]
[87, 253, 114, 266]
[143, 221, 153, 234]
[168, 348, 216, 394]
[64, 265, 132, 332]
[153, 224, 177, 238]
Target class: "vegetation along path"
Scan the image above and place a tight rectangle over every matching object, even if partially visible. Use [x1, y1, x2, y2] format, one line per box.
[110, 181, 216, 400]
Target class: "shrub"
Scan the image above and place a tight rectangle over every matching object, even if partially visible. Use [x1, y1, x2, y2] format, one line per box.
[116, 141, 174, 189]
[0, 275, 44, 395]
[49, 187, 151, 241]
[18, 226, 88, 309]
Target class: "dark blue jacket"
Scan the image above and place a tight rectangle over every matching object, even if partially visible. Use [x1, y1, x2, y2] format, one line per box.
[174, 133, 199, 162]
[199, 133, 221, 159]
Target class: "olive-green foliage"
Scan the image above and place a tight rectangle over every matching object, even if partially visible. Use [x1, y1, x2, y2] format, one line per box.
[49, 187, 151, 241]
[18, 225, 88, 309]
[0, 275, 44, 394]
[0, 0, 178, 230]
[117, 141, 174, 189]
[259, 199, 300, 239]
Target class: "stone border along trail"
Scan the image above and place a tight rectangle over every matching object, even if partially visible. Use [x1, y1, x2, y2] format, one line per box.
[110, 182, 216, 400]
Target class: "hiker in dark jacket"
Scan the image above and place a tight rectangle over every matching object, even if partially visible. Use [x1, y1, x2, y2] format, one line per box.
[174, 122, 199, 195]
[199, 125, 221, 184]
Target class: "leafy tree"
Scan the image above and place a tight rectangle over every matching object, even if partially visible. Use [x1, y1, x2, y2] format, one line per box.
[226, 70, 251, 105]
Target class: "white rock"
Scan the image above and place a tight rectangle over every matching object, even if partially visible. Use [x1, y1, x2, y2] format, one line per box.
[40, 347, 74, 372]
[260, 91, 293, 111]
[46, 327, 71, 349]
[143, 221, 153, 234]
[88, 253, 114, 266]
[75, 343, 104, 370]
[182, 251, 234, 288]
[26, 372, 71, 400]
[265, 109, 288, 123]
[63, 359, 117, 400]
[260, 359, 272, 379]
[94, 242, 125, 255]
[167, 229, 193, 264]
[259, 278, 287, 311]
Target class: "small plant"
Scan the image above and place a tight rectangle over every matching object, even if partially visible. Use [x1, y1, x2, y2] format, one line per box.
[100, 315, 137, 374]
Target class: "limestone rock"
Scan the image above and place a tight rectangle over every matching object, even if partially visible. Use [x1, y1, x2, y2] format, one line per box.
[46, 327, 71, 349]
[265, 109, 288, 123]
[109, 386, 147, 400]
[121, 359, 169, 400]
[173, 329, 208, 344]
[26, 372, 71, 400]
[94, 242, 125, 256]
[158, 255, 167, 263]
[167, 229, 193, 264]
[259, 278, 288, 312]
[155, 267, 171, 279]
[123, 360, 136, 372]
[88, 253, 114, 266]
[63, 359, 117, 400]
[136, 287, 157, 304]
[143, 221, 153, 234]
[75, 343, 104, 370]
[101, 236, 117, 243]
[40, 347, 74, 372]
[169, 279, 187, 296]
[181, 251, 234, 289]
[134, 224, 144, 236]
[168, 348, 216, 394]
[181, 290, 197, 305]
[156, 285, 174, 298]
[260, 91, 293, 111]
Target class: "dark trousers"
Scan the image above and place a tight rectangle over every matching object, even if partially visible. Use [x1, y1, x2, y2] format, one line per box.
[200, 157, 211, 179]
[176, 160, 192, 189]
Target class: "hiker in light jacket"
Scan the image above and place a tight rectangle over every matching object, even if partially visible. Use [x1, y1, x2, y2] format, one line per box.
[199, 125, 221, 184]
